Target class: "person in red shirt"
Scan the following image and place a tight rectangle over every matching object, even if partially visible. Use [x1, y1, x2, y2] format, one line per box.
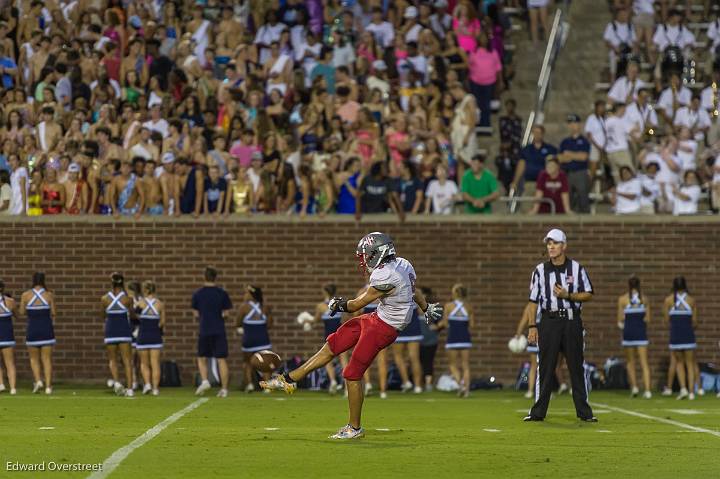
[530, 156, 571, 214]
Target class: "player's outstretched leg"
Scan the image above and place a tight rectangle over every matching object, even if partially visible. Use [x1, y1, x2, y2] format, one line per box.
[260, 343, 335, 394]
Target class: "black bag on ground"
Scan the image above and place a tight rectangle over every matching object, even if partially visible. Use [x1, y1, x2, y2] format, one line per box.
[603, 357, 629, 389]
[386, 362, 403, 390]
[470, 376, 503, 390]
[160, 360, 181, 387]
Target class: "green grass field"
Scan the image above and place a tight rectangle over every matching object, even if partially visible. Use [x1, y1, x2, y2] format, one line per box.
[1, 385, 718, 478]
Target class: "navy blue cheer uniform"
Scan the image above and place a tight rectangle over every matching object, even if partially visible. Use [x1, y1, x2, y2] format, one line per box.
[622, 293, 648, 347]
[136, 298, 163, 350]
[241, 301, 272, 353]
[0, 295, 15, 348]
[669, 293, 696, 350]
[322, 301, 341, 340]
[26, 288, 56, 347]
[446, 300, 472, 349]
[396, 305, 423, 343]
[104, 291, 133, 344]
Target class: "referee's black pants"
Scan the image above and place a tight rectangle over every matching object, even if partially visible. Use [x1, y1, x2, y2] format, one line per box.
[530, 315, 593, 420]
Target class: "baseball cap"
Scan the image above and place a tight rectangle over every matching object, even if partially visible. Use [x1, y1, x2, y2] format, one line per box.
[372, 60, 387, 71]
[566, 113, 581, 123]
[404, 6, 418, 18]
[161, 152, 175, 164]
[544, 228, 567, 244]
[68, 163, 81, 173]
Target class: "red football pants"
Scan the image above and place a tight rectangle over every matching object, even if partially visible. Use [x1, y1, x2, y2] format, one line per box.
[327, 312, 398, 381]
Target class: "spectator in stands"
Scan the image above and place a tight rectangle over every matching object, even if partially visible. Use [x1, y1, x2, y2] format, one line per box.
[527, 0, 551, 46]
[530, 156, 570, 215]
[652, 8, 696, 71]
[8, 153, 27, 216]
[450, 81, 479, 167]
[452, 2, 482, 53]
[605, 103, 637, 182]
[633, 0, 657, 63]
[512, 124, 557, 199]
[624, 88, 659, 144]
[700, 66, 720, 145]
[559, 114, 591, 214]
[0, 170, 10, 214]
[675, 127, 698, 172]
[657, 73, 691, 126]
[672, 169, 701, 215]
[468, 31, 502, 128]
[608, 60, 647, 105]
[638, 160, 660, 214]
[584, 100, 608, 180]
[613, 166, 642, 215]
[603, 6, 637, 80]
[674, 95, 711, 142]
[396, 161, 425, 214]
[500, 98, 522, 160]
[461, 154, 500, 214]
[356, 161, 404, 221]
[639, 138, 681, 213]
[425, 164, 459, 215]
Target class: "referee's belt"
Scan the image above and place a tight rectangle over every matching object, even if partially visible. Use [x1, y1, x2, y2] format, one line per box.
[542, 308, 579, 320]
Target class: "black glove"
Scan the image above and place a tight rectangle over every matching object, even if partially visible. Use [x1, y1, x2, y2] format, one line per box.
[328, 297, 349, 317]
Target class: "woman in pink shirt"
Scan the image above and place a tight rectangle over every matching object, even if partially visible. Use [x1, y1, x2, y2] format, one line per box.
[386, 115, 411, 176]
[468, 32, 502, 127]
[452, 3, 481, 53]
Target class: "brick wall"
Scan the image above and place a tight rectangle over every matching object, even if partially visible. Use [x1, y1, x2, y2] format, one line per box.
[1, 217, 718, 388]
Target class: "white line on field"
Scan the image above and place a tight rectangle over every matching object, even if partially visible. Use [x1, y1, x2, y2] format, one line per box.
[264, 427, 280, 431]
[38, 427, 55, 430]
[375, 428, 390, 431]
[86, 398, 208, 479]
[483, 428, 501, 433]
[592, 402, 720, 438]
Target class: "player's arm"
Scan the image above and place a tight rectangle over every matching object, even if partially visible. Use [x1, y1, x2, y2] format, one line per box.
[347, 286, 392, 313]
[412, 286, 428, 312]
[413, 286, 442, 323]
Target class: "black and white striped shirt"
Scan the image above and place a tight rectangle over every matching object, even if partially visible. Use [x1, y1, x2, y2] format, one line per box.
[529, 258, 593, 317]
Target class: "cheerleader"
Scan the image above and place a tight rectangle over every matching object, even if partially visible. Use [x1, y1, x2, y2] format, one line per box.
[514, 303, 538, 399]
[391, 305, 424, 394]
[617, 275, 652, 398]
[440, 284, 474, 398]
[126, 280, 142, 391]
[135, 281, 165, 396]
[314, 284, 347, 395]
[102, 273, 136, 396]
[237, 285, 273, 392]
[664, 276, 698, 400]
[20, 272, 56, 394]
[0, 280, 17, 395]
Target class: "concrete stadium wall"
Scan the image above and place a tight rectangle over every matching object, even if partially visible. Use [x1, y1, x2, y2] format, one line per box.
[1, 216, 719, 389]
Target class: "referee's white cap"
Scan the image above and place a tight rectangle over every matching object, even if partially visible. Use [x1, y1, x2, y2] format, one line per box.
[544, 228, 566, 243]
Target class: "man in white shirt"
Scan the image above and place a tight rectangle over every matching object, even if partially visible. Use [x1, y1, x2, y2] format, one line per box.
[624, 88, 658, 142]
[605, 103, 637, 181]
[603, 7, 637, 79]
[652, 8, 696, 54]
[429, 0, 452, 39]
[638, 161, 660, 214]
[143, 104, 170, 139]
[608, 60, 647, 105]
[365, 7, 394, 49]
[253, 11, 287, 65]
[706, 17, 720, 58]
[401, 6, 423, 43]
[295, 31, 322, 86]
[672, 170, 701, 215]
[641, 139, 681, 213]
[656, 73, 691, 124]
[674, 96, 711, 142]
[584, 100, 607, 178]
[700, 67, 720, 145]
[613, 166, 641, 214]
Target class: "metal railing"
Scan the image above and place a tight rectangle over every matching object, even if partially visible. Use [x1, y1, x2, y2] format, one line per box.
[511, 4, 571, 213]
[499, 196, 556, 215]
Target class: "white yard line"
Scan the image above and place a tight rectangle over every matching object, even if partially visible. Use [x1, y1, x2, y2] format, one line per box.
[87, 398, 209, 479]
[592, 402, 720, 438]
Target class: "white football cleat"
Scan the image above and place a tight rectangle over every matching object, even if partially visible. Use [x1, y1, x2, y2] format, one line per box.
[244, 383, 255, 393]
[330, 424, 364, 440]
[643, 390, 652, 399]
[32, 381, 44, 394]
[125, 388, 135, 397]
[259, 375, 296, 394]
[676, 388, 688, 400]
[195, 380, 211, 396]
[697, 388, 705, 396]
[45, 387, 52, 395]
[217, 389, 228, 398]
[401, 381, 413, 393]
[142, 384, 152, 395]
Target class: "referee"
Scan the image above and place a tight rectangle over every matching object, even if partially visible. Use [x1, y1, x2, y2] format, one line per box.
[524, 229, 597, 422]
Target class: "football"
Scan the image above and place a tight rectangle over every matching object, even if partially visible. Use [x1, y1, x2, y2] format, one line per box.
[508, 335, 528, 354]
[250, 350, 282, 373]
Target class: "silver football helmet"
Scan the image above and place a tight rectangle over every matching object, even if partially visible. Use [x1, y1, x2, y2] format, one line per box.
[356, 232, 396, 275]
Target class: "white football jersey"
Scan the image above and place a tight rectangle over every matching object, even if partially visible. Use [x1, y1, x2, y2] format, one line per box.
[369, 257, 417, 330]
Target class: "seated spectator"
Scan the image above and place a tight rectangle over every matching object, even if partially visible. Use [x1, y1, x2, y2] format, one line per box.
[638, 161, 660, 215]
[608, 60, 647, 105]
[656, 73, 691, 125]
[624, 88, 659, 142]
[204, 165, 227, 217]
[63, 163, 88, 215]
[672, 170, 701, 215]
[613, 166, 642, 215]
[559, 114, 591, 214]
[512, 124, 557, 198]
[461, 154, 500, 214]
[652, 8, 696, 70]
[530, 157, 570, 215]
[603, 7, 637, 80]
[674, 96, 711, 142]
[425, 164, 459, 215]
[639, 138, 681, 213]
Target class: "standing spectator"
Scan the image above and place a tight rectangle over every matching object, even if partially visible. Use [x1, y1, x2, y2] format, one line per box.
[365, 7, 395, 49]
[396, 161, 425, 214]
[8, 153, 27, 216]
[530, 157, 571, 215]
[461, 154, 500, 214]
[449, 82, 478, 167]
[0, 43, 17, 90]
[452, 2, 481, 53]
[424, 164, 459, 214]
[613, 166, 642, 215]
[584, 100, 608, 180]
[468, 32, 502, 128]
[528, 0, 552, 45]
[356, 162, 405, 221]
[499, 99, 522, 160]
[192, 266, 232, 398]
[0, 170, 11, 214]
[41, 168, 65, 215]
[559, 114, 591, 213]
[605, 103, 636, 182]
[511, 124, 558, 198]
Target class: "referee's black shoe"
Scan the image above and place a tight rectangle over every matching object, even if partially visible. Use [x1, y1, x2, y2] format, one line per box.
[579, 417, 598, 423]
[523, 415, 544, 422]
